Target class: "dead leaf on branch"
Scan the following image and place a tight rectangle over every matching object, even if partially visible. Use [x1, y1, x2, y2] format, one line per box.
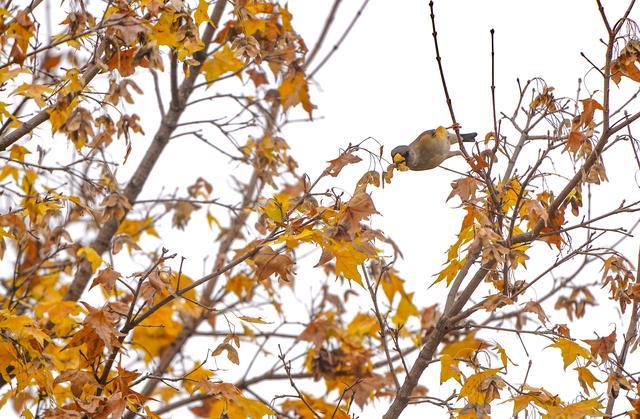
[252, 246, 295, 282]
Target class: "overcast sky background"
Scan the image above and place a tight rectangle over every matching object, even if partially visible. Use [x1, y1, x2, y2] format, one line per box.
[4, 0, 640, 417]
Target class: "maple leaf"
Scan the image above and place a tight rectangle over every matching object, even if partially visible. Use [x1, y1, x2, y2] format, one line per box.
[106, 48, 138, 77]
[65, 303, 122, 358]
[391, 292, 419, 326]
[132, 305, 182, 361]
[300, 318, 334, 347]
[323, 152, 362, 177]
[320, 240, 369, 285]
[337, 190, 378, 237]
[77, 247, 103, 273]
[582, 330, 616, 362]
[494, 344, 511, 370]
[575, 366, 600, 394]
[440, 353, 462, 383]
[547, 338, 591, 369]
[34, 301, 83, 336]
[54, 369, 99, 398]
[194, 0, 212, 27]
[544, 397, 603, 418]
[579, 98, 603, 127]
[522, 300, 549, 324]
[90, 267, 121, 292]
[247, 68, 268, 87]
[212, 342, 240, 364]
[448, 176, 479, 203]
[458, 368, 503, 405]
[278, 70, 314, 116]
[201, 45, 244, 84]
[442, 333, 488, 360]
[252, 246, 295, 282]
[238, 316, 271, 324]
[435, 257, 463, 286]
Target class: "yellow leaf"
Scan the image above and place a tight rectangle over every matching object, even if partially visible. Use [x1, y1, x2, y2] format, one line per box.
[495, 343, 510, 370]
[208, 391, 275, 419]
[392, 293, 419, 326]
[194, 0, 212, 27]
[544, 397, 603, 418]
[0, 67, 25, 84]
[12, 83, 52, 107]
[0, 165, 19, 182]
[330, 241, 368, 286]
[77, 247, 103, 273]
[225, 274, 254, 300]
[9, 145, 30, 161]
[380, 270, 407, 304]
[435, 258, 463, 286]
[458, 368, 502, 405]
[278, 70, 313, 116]
[238, 316, 271, 324]
[575, 366, 600, 394]
[206, 211, 221, 229]
[201, 45, 244, 84]
[547, 338, 591, 369]
[132, 305, 182, 361]
[242, 18, 266, 36]
[346, 313, 379, 337]
[62, 68, 83, 93]
[260, 193, 291, 223]
[151, 10, 180, 47]
[440, 354, 461, 383]
[48, 98, 78, 133]
[442, 333, 488, 360]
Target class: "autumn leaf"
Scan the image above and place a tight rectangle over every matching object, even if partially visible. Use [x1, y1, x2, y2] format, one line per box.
[201, 45, 244, 84]
[579, 98, 603, 127]
[582, 330, 616, 362]
[213, 342, 240, 365]
[392, 292, 419, 325]
[575, 366, 600, 394]
[320, 240, 368, 286]
[91, 267, 121, 292]
[77, 247, 103, 273]
[238, 316, 271, 324]
[448, 177, 479, 203]
[252, 246, 295, 282]
[458, 368, 503, 405]
[323, 152, 362, 177]
[522, 300, 549, 324]
[547, 338, 591, 369]
[278, 70, 314, 116]
[337, 190, 378, 237]
[544, 397, 603, 418]
[132, 305, 182, 361]
[194, 0, 213, 27]
[440, 353, 461, 383]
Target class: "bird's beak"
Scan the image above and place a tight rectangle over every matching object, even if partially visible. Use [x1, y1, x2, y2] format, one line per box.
[392, 153, 406, 163]
[392, 153, 410, 171]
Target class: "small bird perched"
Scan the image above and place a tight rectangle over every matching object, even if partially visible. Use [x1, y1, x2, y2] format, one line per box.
[391, 126, 477, 171]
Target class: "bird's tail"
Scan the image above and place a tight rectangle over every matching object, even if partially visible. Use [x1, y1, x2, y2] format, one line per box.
[461, 132, 477, 142]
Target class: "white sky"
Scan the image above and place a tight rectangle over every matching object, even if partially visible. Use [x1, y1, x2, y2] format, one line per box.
[3, 0, 640, 418]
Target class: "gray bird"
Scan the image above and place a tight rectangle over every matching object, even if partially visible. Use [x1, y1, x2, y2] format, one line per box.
[391, 126, 477, 171]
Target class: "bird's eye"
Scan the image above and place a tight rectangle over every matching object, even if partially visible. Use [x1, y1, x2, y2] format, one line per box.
[393, 153, 406, 163]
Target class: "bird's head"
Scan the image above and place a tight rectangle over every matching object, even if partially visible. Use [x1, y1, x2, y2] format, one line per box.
[434, 126, 448, 140]
[391, 145, 411, 169]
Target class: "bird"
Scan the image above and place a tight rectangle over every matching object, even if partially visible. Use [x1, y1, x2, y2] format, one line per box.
[391, 126, 477, 171]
